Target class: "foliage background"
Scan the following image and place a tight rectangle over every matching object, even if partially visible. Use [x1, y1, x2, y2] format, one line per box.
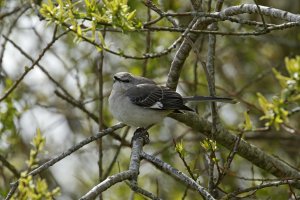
[0, 0, 300, 199]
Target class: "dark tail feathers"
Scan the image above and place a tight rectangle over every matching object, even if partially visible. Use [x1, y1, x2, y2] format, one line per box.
[183, 96, 237, 104]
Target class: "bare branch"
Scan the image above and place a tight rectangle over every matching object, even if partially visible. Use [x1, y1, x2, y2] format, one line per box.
[5, 123, 126, 200]
[141, 151, 215, 200]
[0, 31, 68, 102]
[170, 112, 300, 186]
[221, 179, 300, 199]
[80, 170, 135, 200]
[0, 154, 19, 178]
[166, 3, 300, 90]
[80, 128, 154, 200]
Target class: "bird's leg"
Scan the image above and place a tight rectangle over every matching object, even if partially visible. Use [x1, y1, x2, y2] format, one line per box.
[131, 127, 151, 146]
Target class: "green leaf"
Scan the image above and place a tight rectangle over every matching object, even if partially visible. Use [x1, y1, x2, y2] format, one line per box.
[200, 139, 217, 152]
[272, 68, 290, 88]
[243, 111, 253, 131]
[175, 140, 185, 157]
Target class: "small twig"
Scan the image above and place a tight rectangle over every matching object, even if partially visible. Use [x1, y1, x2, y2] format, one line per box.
[215, 132, 243, 186]
[173, 140, 197, 180]
[0, 5, 27, 20]
[0, 6, 29, 72]
[143, 0, 178, 27]
[97, 26, 106, 200]
[57, 20, 180, 60]
[221, 179, 300, 200]
[54, 90, 99, 123]
[0, 31, 67, 102]
[253, 0, 268, 31]
[0, 154, 20, 178]
[142, 5, 152, 77]
[151, 129, 191, 157]
[103, 127, 130, 178]
[167, 16, 205, 90]
[233, 176, 300, 182]
[236, 65, 279, 95]
[129, 183, 162, 200]
[181, 185, 189, 200]
[5, 123, 126, 200]
[287, 182, 297, 200]
[141, 151, 215, 200]
[3, 34, 75, 101]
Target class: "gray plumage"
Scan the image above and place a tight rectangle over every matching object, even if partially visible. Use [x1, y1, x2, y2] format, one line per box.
[108, 72, 235, 128]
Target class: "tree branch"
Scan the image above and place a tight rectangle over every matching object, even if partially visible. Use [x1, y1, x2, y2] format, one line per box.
[0, 31, 67, 102]
[80, 170, 135, 200]
[166, 3, 300, 90]
[169, 112, 300, 185]
[141, 151, 215, 200]
[80, 128, 159, 200]
[5, 123, 125, 200]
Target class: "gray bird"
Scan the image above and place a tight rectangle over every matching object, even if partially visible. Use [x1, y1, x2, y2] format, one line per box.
[108, 72, 234, 129]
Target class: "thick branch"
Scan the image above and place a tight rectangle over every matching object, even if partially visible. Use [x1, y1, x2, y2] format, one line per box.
[80, 128, 156, 200]
[80, 170, 135, 200]
[167, 18, 210, 90]
[170, 112, 300, 183]
[218, 4, 300, 23]
[166, 3, 300, 90]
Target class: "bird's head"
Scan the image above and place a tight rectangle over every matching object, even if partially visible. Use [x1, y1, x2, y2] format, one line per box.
[112, 72, 156, 91]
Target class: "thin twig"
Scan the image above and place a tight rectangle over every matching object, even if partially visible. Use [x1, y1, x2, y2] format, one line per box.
[0, 5, 27, 20]
[173, 139, 197, 181]
[3, 34, 75, 101]
[253, 0, 268, 31]
[0, 31, 67, 102]
[221, 179, 300, 200]
[128, 183, 162, 200]
[103, 127, 130, 178]
[5, 123, 125, 200]
[206, 1, 225, 193]
[0, 154, 20, 178]
[142, 5, 152, 77]
[215, 132, 243, 186]
[97, 26, 106, 200]
[0, 6, 29, 72]
[143, 0, 178, 27]
[54, 90, 99, 123]
[141, 151, 215, 200]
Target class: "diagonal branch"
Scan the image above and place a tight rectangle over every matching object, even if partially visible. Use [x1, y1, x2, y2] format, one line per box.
[0, 30, 68, 102]
[5, 123, 125, 200]
[80, 128, 159, 200]
[169, 112, 300, 186]
[166, 3, 300, 90]
[80, 170, 135, 200]
[141, 151, 215, 200]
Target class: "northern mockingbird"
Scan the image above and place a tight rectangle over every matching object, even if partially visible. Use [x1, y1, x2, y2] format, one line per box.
[109, 72, 234, 128]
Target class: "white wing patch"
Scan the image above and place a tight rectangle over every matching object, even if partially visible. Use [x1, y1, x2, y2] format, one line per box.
[149, 101, 164, 109]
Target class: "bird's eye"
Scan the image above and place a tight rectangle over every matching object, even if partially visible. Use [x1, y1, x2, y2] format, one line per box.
[121, 79, 130, 83]
[114, 76, 130, 83]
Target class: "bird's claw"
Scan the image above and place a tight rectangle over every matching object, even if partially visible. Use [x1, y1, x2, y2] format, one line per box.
[131, 128, 150, 146]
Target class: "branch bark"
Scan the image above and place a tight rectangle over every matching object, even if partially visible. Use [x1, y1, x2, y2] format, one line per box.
[141, 151, 215, 200]
[166, 3, 300, 90]
[170, 112, 300, 184]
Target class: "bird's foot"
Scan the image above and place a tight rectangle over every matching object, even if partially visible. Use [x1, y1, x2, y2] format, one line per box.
[131, 128, 150, 146]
